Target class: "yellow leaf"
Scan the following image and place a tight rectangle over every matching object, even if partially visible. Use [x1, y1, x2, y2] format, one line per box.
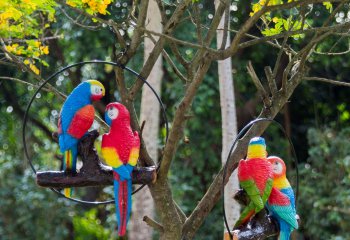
[29, 63, 40, 75]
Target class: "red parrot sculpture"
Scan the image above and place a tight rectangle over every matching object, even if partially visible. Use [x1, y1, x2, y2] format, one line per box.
[235, 137, 273, 227]
[101, 102, 140, 236]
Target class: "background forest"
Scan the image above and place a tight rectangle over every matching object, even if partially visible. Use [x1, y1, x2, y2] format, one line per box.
[1, 0, 350, 239]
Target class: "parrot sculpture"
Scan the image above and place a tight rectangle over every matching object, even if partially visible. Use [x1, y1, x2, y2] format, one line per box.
[235, 137, 273, 227]
[266, 156, 298, 240]
[58, 80, 105, 197]
[101, 102, 140, 236]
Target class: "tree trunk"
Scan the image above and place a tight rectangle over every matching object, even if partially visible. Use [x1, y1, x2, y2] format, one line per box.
[215, 0, 240, 235]
[128, 0, 163, 239]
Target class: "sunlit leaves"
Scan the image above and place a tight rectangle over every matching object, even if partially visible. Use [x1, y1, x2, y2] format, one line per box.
[66, 0, 113, 15]
[323, 2, 333, 13]
[262, 17, 308, 39]
[250, 0, 334, 40]
[0, 0, 56, 74]
[249, 0, 284, 17]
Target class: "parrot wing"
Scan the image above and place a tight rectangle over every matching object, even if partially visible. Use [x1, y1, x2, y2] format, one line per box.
[101, 134, 125, 168]
[240, 179, 264, 211]
[238, 159, 269, 211]
[281, 187, 296, 211]
[128, 131, 140, 166]
[66, 105, 95, 139]
[267, 187, 298, 229]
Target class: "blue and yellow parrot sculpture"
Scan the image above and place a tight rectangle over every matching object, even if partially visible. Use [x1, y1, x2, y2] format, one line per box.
[58, 80, 105, 197]
[101, 102, 140, 236]
[266, 156, 298, 240]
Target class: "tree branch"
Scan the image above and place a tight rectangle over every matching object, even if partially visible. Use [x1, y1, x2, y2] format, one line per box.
[246, 61, 270, 107]
[143, 216, 164, 232]
[305, 77, 350, 87]
[129, 0, 192, 99]
[36, 131, 157, 188]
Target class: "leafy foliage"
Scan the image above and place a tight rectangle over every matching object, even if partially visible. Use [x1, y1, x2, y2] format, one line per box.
[66, 0, 113, 15]
[299, 126, 350, 239]
[0, 0, 56, 74]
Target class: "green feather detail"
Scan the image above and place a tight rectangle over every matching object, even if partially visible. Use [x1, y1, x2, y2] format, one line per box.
[234, 202, 255, 227]
[240, 179, 264, 211]
[262, 178, 273, 203]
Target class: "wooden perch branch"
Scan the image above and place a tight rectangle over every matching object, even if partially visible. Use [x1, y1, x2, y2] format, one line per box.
[264, 66, 277, 95]
[223, 189, 279, 240]
[247, 61, 271, 107]
[36, 130, 157, 188]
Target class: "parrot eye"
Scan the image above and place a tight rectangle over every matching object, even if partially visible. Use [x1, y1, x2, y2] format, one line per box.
[107, 107, 119, 120]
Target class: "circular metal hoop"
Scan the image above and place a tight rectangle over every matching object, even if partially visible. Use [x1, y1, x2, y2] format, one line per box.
[23, 60, 169, 205]
[222, 118, 299, 239]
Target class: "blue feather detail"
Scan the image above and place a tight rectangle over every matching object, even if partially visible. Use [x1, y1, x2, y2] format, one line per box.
[126, 179, 132, 223]
[281, 187, 296, 211]
[249, 137, 266, 146]
[113, 166, 132, 181]
[104, 111, 112, 126]
[279, 219, 292, 240]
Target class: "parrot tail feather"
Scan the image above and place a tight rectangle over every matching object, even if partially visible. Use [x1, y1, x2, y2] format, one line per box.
[114, 178, 131, 236]
[64, 188, 73, 198]
[279, 220, 292, 240]
[63, 148, 77, 198]
[234, 202, 256, 227]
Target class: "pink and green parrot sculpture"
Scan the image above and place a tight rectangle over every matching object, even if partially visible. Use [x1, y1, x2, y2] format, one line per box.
[58, 80, 105, 197]
[101, 102, 140, 236]
[266, 156, 298, 240]
[235, 137, 273, 227]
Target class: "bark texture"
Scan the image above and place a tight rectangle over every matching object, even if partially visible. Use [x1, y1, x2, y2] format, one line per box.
[129, 0, 163, 239]
[36, 131, 156, 188]
[215, 0, 240, 232]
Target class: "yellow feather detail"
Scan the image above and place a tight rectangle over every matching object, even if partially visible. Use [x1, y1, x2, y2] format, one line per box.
[273, 176, 291, 189]
[86, 79, 105, 95]
[247, 145, 267, 159]
[101, 147, 123, 168]
[129, 148, 139, 166]
[64, 188, 71, 198]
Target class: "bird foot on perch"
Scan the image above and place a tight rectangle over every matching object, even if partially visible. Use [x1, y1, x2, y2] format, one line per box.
[224, 189, 279, 240]
[36, 130, 157, 188]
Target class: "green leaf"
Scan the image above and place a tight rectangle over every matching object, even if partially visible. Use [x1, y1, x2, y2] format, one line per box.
[323, 2, 333, 13]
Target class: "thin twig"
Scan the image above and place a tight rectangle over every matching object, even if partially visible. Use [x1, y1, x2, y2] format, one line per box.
[0, 77, 51, 92]
[305, 77, 350, 87]
[145, 32, 188, 82]
[143, 216, 164, 232]
[246, 61, 269, 104]
[264, 66, 277, 94]
[59, 6, 100, 30]
[2, 35, 64, 43]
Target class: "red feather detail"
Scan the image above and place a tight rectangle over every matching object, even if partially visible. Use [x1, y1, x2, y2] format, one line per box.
[102, 104, 140, 164]
[118, 180, 128, 236]
[268, 187, 290, 206]
[113, 171, 120, 181]
[67, 105, 95, 139]
[238, 158, 273, 193]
